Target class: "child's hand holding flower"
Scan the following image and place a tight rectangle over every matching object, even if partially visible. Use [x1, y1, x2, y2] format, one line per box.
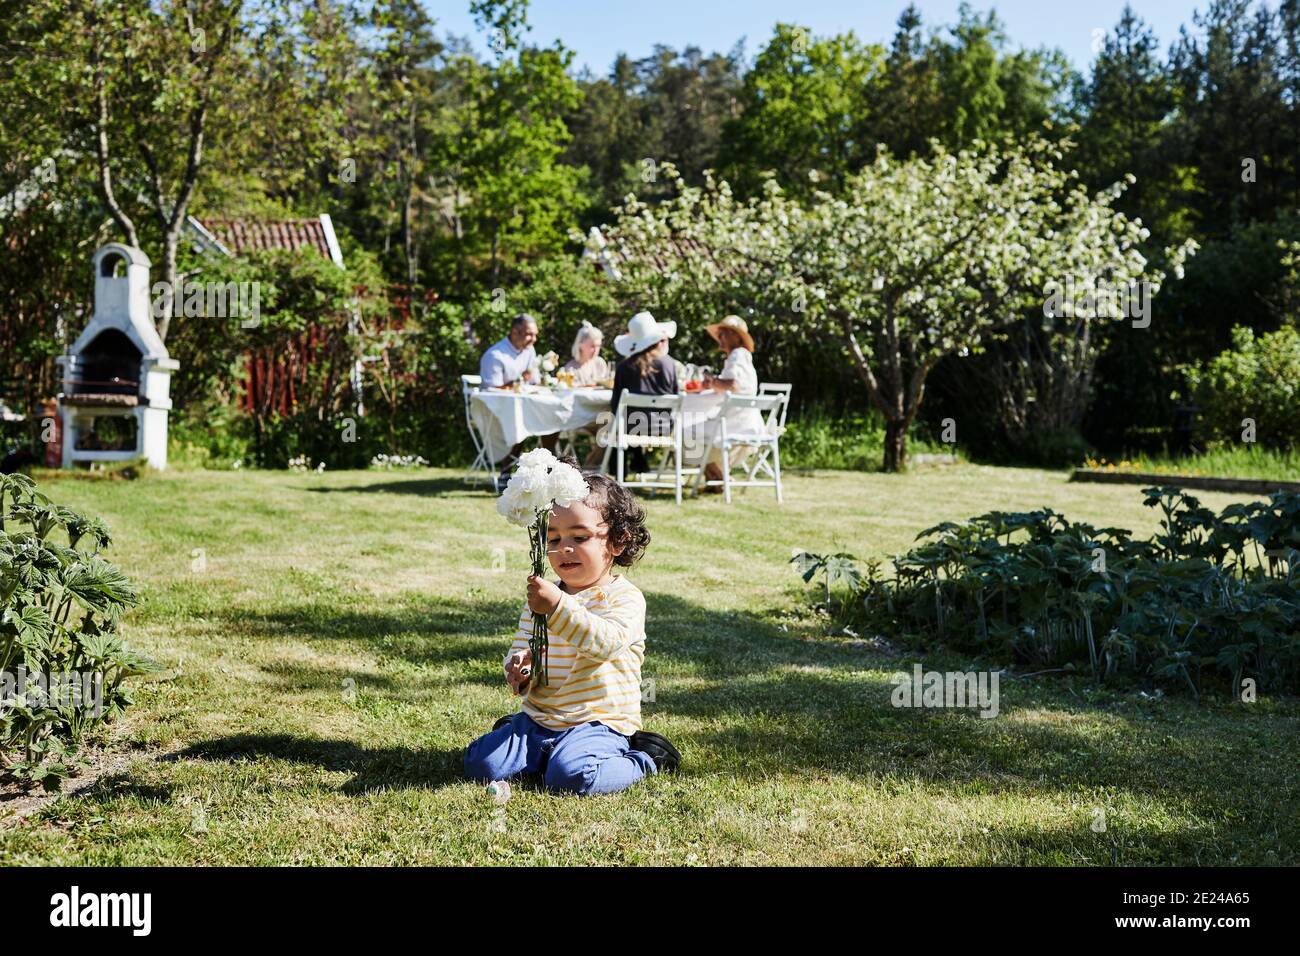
[527, 574, 562, 616]
[495, 448, 589, 688]
[504, 648, 532, 696]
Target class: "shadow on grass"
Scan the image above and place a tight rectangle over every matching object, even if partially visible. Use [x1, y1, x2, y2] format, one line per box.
[305, 477, 490, 498]
[197, 589, 1299, 855]
[167, 734, 468, 795]
[219, 597, 520, 689]
[80, 778, 178, 807]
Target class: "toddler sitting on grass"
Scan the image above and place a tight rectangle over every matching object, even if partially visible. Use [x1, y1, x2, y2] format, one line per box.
[464, 467, 679, 795]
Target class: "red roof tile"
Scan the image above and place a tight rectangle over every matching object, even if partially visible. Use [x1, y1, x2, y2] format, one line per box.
[201, 218, 333, 261]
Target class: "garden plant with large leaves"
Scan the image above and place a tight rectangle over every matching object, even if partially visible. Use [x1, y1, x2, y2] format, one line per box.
[802, 486, 1300, 698]
[0, 474, 160, 789]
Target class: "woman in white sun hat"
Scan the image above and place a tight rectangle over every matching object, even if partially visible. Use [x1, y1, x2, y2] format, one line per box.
[610, 311, 678, 474]
[699, 314, 765, 491]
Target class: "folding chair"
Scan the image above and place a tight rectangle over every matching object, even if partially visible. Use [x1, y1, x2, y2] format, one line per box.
[747, 384, 791, 487]
[696, 393, 785, 504]
[600, 393, 688, 504]
[460, 374, 494, 488]
[758, 383, 792, 430]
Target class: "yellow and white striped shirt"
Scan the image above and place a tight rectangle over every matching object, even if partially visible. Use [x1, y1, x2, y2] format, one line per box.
[507, 574, 645, 736]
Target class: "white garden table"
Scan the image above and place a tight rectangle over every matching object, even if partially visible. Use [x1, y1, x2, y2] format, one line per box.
[470, 385, 724, 468]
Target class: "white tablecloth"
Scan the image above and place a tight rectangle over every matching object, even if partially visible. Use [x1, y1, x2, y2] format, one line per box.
[470, 386, 724, 466]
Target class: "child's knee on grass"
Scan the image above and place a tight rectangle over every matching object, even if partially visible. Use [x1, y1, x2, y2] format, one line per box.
[463, 726, 513, 783]
[541, 743, 610, 795]
[541, 723, 656, 796]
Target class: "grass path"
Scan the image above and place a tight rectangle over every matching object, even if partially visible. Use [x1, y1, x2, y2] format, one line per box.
[1, 464, 1296, 865]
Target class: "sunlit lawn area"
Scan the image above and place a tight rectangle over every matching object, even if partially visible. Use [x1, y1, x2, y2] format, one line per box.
[1, 464, 1296, 865]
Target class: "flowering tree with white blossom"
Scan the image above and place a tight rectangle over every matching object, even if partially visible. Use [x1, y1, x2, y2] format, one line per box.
[590, 139, 1195, 471]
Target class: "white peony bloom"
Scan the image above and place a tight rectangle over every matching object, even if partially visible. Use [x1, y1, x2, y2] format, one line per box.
[548, 460, 590, 508]
[516, 448, 556, 471]
[496, 449, 590, 528]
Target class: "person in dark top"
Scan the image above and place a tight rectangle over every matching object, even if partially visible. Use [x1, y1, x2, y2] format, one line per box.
[611, 311, 678, 473]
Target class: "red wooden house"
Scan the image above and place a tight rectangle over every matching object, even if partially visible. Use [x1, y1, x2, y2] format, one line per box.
[186, 214, 358, 418]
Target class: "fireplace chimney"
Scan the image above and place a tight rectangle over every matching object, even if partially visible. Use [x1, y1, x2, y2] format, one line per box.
[57, 244, 180, 470]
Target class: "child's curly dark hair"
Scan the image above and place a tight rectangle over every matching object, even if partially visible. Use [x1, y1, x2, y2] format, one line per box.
[557, 456, 650, 566]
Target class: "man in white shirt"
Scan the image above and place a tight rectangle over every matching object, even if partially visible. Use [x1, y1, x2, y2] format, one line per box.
[477, 313, 558, 490]
[479, 313, 538, 389]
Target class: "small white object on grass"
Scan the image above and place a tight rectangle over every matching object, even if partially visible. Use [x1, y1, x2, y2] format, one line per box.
[487, 781, 512, 804]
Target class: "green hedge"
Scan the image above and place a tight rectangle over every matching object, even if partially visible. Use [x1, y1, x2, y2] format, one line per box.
[1185, 324, 1300, 451]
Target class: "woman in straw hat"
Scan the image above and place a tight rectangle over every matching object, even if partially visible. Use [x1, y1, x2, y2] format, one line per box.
[700, 314, 764, 490]
[610, 311, 679, 474]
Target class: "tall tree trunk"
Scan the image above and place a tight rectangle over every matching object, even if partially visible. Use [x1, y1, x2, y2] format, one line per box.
[883, 417, 908, 472]
[139, 7, 230, 341]
[90, 17, 138, 249]
[401, 160, 416, 285]
[490, 219, 500, 288]
[158, 239, 180, 340]
[401, 98, 418, 286]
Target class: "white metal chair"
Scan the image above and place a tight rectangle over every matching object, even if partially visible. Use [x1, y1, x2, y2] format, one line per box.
[696, 393, 786, 503]
[600, 392, 688, 504]
[460, 374, 494, 488]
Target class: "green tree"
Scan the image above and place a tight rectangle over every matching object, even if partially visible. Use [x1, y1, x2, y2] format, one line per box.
[367, 0, 446, 285]
[441, 0, 586, 290]
[868, 5, 941, 160]
[595, 140, 1185, 471]
[931, 5, 1006, 145]
[927, 5, 1076, 150]
[717, 23, 886, 199]
[1169, 0, 1292, 235]
[564, 55, 642, 219]
[1074, 5, 1181, 236]
[566, 44, 744, 221]
[60, 0, 247, 341]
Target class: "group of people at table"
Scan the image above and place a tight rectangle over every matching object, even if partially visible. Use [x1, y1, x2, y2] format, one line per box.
[478, 309, 764, 493]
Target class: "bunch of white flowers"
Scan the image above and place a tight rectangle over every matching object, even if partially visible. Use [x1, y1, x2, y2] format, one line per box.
[370, 453, 430, 470]
[495, 448, 590, 686]
[495, 448, 589, 527]
[288, 455, 326, 474]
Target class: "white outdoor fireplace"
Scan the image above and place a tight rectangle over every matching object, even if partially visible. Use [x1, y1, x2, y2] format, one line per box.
[57, 244, 179, 470]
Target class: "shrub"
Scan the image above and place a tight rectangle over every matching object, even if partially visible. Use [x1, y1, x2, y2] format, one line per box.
[168, 405, 254, 469]
[1184, 324, 1300, 449]
[0, 474, 160, 789]
[801, 487, 1300, 698]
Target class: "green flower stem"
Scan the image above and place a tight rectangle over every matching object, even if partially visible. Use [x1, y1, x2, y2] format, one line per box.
[529, 510, 550, 687]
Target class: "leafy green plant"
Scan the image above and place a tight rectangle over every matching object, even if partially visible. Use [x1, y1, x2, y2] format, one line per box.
[790, 550, 872, 617]
[1183, 324, 1300, 450]
[0, 473, 160, 789]
[798, 486, 1300, 697]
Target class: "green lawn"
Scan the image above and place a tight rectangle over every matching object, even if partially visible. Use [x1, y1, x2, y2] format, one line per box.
[2, 464, 1296, 865]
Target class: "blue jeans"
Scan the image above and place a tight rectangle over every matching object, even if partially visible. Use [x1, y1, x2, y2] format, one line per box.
[464, 712, 657, 796]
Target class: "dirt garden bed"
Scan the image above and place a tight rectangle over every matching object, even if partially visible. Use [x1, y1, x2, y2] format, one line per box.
[1070, 468, 1300, 496]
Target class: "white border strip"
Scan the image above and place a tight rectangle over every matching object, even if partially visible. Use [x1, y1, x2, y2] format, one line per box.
[320, 213, 345, 269]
